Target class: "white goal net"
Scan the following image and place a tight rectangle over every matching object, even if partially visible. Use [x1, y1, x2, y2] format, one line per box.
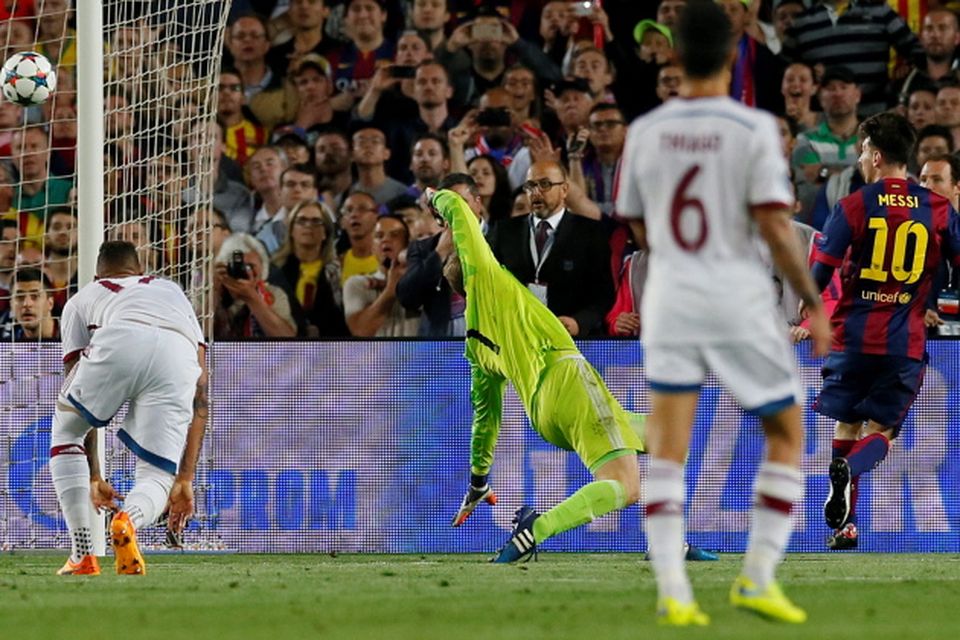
[1, 0, 232, 551]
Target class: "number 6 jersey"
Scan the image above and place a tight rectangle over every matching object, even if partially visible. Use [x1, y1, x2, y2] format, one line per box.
[616, 96, 794, 346]
[814, 178, 960, 360]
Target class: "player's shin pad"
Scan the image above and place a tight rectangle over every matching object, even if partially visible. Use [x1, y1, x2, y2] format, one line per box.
[452, 485, 497, 527]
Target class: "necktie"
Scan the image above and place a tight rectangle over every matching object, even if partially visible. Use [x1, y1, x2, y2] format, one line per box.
[535, 220, 551, 258]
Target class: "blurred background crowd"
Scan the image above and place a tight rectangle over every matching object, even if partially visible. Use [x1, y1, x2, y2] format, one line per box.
[2, 0, 960, 342]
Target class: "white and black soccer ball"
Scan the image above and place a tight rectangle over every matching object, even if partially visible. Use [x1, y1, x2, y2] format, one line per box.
[2, 51, 56, 106]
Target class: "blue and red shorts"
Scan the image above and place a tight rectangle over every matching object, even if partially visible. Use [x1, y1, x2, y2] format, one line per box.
[813, 351, 927, 435]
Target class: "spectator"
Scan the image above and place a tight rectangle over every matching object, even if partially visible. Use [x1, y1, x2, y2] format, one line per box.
[549, 78, 595, 148]
[897, 9, 960, 109]
[226, 14, 277, 102]
[366, 60, 458, 182]
[396, 174, 481, 337]
[314, 128, 353, 210]
[183, 120, 256, 233]
[247, 145, 288, 234]
[266, 0, 343, 80]
[0, 101, 23, 158]
[538, 0, 575, 68]
[502, 63, 540, 125]
[437, 7, 561, 108]
[605, 249, 647, 337]
[103, 88, 140, 167]
[453, 88, 529, 188]
[809, 141, 865, 231]
[412, 0, 450, 52]
[385, 194, 431, 241]
[4, 268, 58, 340]
[782, 0, 922, 116]
[511, 185, 531, 217]
[718, 0, 784, 111]
[905, 83, 939, 133]
[350, 126, 408, 204]
[634, 19, 672, 66]
[792, 66, 860, 218]
[914, 124, 954, 173]
[782, 62, 819, 133]
[110, 220, 158, 273]
[49, 101, 76, 177]
[920, 153, 960, 209]
[185, 207, 233, 319]
[0, 218, 16, 314]
[355, 30, 433, 124]
[344, 213, 420, 336]
[257, 163, 321, 255]
[765, 0, 805, 55]
[218, 67, 268, 167]
[655, 63, 683, 104]
[42, 208, 77, 315]
[656, 0, 686, 29]
[777, 114, 800, 161]
[338, 190, 380, 283]
[571, 46, 615, 103]
[466, 153, 512, 226]
[214, 232, 298, 339]
[277, 54, 350, 139]
[12, 125, 73, 227]
[272, 127, 313, 165]
[577, 103, 626, 218]
[936, 82, 960, 149]
[272, 200, 348, 337]
[408, 132, 450, 198]
[334, 0, 396, 106]
[487, 160, 613, 336]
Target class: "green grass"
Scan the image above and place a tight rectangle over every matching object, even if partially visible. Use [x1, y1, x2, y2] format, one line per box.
[1, 553, 959, 639]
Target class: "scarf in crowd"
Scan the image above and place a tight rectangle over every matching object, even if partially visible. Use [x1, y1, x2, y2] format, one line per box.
[730, 34, 756, 108]
[474, 134, 524, 167]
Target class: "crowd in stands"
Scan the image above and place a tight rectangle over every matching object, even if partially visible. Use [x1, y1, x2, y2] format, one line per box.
[2, 0, 960, 341]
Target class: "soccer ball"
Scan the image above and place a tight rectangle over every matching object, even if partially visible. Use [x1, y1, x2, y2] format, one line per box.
[2, 51, 56, 106]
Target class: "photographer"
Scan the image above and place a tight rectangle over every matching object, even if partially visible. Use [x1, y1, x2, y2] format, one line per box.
[213, 233, 298, 339]
[449, 88, 532, 190]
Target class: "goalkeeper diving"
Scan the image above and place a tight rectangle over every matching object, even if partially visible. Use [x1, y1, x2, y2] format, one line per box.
[426, 184, 714, 562]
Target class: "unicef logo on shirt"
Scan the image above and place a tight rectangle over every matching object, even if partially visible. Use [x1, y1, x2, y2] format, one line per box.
[899, 293, 912, 305]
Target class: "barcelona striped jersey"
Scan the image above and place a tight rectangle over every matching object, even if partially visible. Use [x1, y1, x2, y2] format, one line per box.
[814, 178, 960, 360]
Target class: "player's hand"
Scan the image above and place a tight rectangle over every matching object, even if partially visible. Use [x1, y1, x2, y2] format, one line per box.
[166, 478, 195, 535]
[805, 304, 831, 357]
[451, 484, 497, 527]
[90, 478, 122, 513]
[924, 309, 944, 328]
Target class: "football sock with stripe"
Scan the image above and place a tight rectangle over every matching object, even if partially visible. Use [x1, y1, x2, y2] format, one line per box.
[532, 479, 626, 542]
[50, 446, 95, 563]
[643, 458, 692, 604]
[846, 432, 890, 477]
[743, 462, 804, 590]
[124, 461, 175, 529]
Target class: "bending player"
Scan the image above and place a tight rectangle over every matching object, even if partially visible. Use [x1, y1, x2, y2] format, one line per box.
[51, 241, 207, 575]
[425, 182, 715, 564]
[811, 114, 960, 550]
[616, 1, 830, 626]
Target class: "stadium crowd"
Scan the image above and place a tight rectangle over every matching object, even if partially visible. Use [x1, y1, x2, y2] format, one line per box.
[2, 0, 960, 340]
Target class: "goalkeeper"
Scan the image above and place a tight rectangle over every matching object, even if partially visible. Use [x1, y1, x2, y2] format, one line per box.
[428, 186, 709, 563]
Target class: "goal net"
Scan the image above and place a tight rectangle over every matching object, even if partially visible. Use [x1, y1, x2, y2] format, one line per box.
[1, 0, 232, 551]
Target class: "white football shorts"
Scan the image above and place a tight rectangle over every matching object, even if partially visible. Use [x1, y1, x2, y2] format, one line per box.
[644, 336, 803, 417]
[61, 321, 201, 474]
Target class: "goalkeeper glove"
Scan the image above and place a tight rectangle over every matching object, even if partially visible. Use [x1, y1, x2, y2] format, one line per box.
[451, 481, 497, 527]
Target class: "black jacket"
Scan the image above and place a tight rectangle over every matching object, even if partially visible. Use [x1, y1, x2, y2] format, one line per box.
[396, 233, 455, 337]
[487, 212, 613, 336]
[279, 257, 348, 337]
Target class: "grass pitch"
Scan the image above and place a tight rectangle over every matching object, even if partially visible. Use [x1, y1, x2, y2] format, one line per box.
[1, 553, 958, 640]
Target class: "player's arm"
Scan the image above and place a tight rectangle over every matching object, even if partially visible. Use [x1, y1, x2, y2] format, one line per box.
[166, 344, 208, 534]
[753, 205, 830, 356]
[430, 189, 499, 284]
[452, 364, 505, 527]
[810, 200, 855, 291]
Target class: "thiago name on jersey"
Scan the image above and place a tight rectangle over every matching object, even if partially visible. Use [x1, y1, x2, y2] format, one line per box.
[660, 133, 722, 153]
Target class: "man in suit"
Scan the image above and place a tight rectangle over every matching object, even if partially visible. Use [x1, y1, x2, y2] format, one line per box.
[487, 160, 613, 336]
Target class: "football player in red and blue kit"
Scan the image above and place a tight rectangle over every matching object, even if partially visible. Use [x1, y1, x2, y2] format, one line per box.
[811, 113, 960, 550]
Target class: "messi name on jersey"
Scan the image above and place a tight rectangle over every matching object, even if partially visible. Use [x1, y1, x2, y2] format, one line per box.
[877, 193, 920, 208]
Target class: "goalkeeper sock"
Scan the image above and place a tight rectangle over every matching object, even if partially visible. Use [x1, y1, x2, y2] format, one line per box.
[644, 458, 692, 604]
[532, 479, 626, 542]
[125, 461, 175, 529]
[743, 462, 803, 590]
[50, 447, 94, 563]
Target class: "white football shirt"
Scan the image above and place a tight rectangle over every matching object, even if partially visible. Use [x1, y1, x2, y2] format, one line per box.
[616, 96, 794, 345]
[61, 275, 204, 361]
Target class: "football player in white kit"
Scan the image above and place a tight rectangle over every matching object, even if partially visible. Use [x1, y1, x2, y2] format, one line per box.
[50, 241, 207, 576]
[616, 1, 830, 626]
